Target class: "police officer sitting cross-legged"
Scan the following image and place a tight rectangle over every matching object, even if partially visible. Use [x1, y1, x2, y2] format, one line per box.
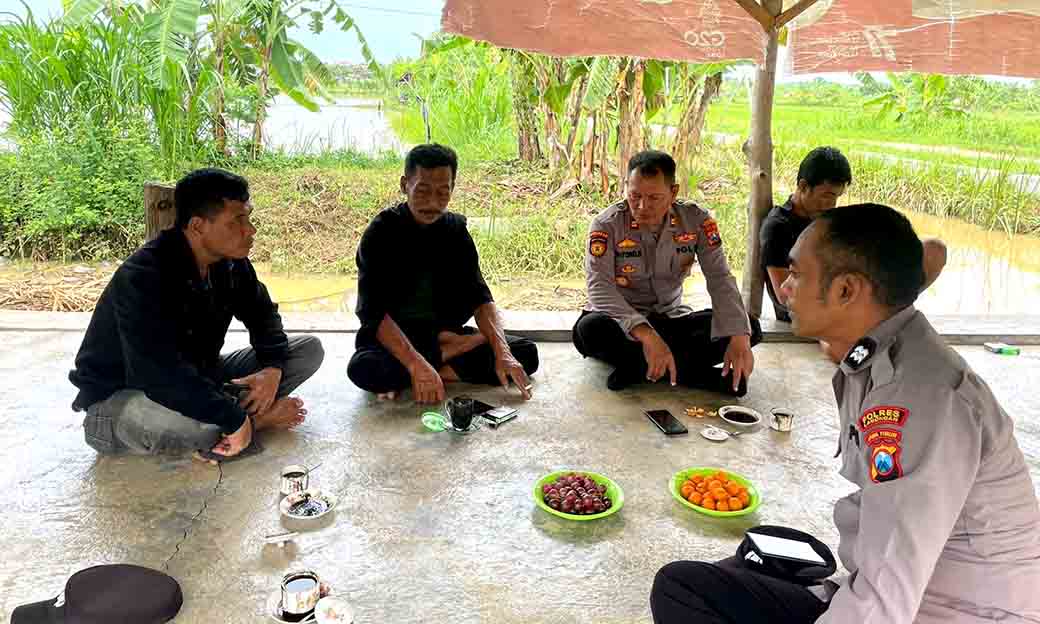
[70, 169, 325, 460]
[573, 150, 761, 395]
[346, 144, 538, 404]
[650, 204, 1040, 624]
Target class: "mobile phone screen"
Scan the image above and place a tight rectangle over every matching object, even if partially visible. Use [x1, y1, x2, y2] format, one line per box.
[645, 409, 688, 435]
[746, 533, 826, 565]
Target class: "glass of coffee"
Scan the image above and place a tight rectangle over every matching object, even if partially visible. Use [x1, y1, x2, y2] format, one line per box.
[447, 397, 476, 431]
[280, 570, 321, 621]
[770, 408, 795, 432]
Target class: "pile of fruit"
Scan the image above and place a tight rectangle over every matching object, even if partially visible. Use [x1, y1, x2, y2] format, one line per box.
[679, 470, 751, 512]
[542, 473, 613, 515]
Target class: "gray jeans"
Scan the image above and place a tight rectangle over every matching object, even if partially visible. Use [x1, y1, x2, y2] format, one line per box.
[83, 335, 324, 455]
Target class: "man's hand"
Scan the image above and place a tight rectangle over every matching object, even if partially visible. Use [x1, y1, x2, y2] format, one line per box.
[722, 335, 754, 392]
[495, 349, 533, 400]
[211, 416, 253, 457]
[408, 358, 446, 404]
[232, 367, 282, 416]
[634, 326, 677, 385]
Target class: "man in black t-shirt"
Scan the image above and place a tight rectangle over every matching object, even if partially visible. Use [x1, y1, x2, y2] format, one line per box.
[347, 144, 538, 404]
[761, 147, 947, 322]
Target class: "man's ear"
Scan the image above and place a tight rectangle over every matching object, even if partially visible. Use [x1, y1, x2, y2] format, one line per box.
[797, 179, 810, 195]
[836, 272, 869, 307]
[186, 215, 205, 237]
[670, 184, 680, 202]
[400, 176, 408, 194]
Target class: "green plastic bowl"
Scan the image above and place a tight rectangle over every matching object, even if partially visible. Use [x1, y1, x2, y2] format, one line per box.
[670, 467, 762, 518]
[533, 470, 624, 521]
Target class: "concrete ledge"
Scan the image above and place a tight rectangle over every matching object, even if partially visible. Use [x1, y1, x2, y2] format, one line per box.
[1, 310, 1038, 345]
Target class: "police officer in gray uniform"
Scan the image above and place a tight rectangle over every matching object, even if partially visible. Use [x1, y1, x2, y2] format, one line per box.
[650, 203, 1040, 623]
[572, 150, 761, 394]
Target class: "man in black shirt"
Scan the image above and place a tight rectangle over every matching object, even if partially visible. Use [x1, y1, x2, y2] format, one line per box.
[69, 169, 324, 459]
[347, 144, 538, 404]
[761, 147, 946, 322]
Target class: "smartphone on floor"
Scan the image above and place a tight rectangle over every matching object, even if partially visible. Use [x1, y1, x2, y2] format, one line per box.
[645, 409, 688, 436]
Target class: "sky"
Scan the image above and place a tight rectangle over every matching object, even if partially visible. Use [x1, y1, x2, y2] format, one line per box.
[0, 0, 445, 63]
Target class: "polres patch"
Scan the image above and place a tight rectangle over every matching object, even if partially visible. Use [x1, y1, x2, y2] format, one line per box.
[701, 218, 722, 247]
[589, 231, 609, 257]
[859, 406, 909, 432]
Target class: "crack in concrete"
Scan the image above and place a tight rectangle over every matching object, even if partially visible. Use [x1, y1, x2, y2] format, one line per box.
[163, 463, 223, 573]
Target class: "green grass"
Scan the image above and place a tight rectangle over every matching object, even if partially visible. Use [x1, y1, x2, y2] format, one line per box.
[705, 103, 1040, 161]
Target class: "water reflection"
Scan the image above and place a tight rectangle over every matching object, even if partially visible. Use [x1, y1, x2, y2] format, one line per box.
[254, 96, 403, 155]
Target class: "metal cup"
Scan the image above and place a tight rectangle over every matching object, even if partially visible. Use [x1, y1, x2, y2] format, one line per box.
[280, 570, 321, 618]
[280, 465, 309, 496]
[770, 408, 794, 432]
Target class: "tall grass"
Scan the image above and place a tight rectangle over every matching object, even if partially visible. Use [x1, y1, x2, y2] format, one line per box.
[386, 45, 517, 162]
[0, 9, 216, 176]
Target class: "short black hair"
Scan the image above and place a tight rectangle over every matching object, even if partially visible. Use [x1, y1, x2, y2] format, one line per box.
[174, 168, 250, 230]
[814, 203, 924, 308]
[404, 143, 458, 181]
[627, 150, 677, 187]
[797, 146, 852, 188]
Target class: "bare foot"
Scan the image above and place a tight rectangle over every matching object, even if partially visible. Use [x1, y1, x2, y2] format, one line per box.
[438, 330, 487, 361]
[253, 397, 307, 431]
[377, 391, 397, 401]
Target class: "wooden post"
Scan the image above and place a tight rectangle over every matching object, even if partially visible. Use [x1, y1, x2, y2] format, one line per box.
[741, 0, 783, 318]
[144, 182, 176, 241]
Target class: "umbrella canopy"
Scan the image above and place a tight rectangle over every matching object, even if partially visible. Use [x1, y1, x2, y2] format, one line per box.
[441, 0, 766, 63]
[442, 0, 1040, 78]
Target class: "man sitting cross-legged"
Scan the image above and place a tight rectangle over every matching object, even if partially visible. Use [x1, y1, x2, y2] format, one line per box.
[70, 168, 324, 460]
[573, 150, 761, 396]
[347, 143, 538, 404]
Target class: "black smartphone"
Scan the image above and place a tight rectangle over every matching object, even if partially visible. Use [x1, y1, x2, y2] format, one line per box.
[645, 409, 688, 435]
[222, 382, 250, 397]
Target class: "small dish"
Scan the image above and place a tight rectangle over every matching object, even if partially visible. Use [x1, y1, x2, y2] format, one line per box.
[700, 425, 731, 442]
[718, 405, 762, 429]
[315, 596, 354, 623]
[279, 489, 337, 521]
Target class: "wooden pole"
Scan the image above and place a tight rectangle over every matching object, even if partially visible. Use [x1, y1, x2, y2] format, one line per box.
[144, 182, 176, 241]
[741, 0, 783, 318]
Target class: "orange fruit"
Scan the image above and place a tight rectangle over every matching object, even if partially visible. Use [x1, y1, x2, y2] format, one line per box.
[711, 488, 728, 502]
[738, 491, 750, 507]
[696, 482, 708, 493]
[725, 483, 741, 496]
[728, 497, 743, 511]
[716, 500, 730, 512]
[681, 483, 695, 498]
[714, 471, 728, 481]
[688, 492, 703, 505]
[691, 474, 704, 483]
[708, 480, 722, 491]
[702, 497, 716, 510]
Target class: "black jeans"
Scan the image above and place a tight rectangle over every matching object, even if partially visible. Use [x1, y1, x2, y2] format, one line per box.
[650, 561, 828, 624]
[572, 310, 763, 389]
[347, 326, 539, 394]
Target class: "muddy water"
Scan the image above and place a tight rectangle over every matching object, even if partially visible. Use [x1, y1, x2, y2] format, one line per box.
[3, 212, 1038, 316]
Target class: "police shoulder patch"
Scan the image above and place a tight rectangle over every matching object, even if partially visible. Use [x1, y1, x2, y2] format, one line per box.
[859, 406, 909, 432]
[843, 337, 877, 370]
[589, 230, 609, 256]
[700, 218, 722, 247]
[870, 443, 903, 483]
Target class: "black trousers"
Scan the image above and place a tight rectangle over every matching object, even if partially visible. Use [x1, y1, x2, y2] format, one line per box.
[650, 561, 828, 624]
[572, 310, 763, 388]
[347, 326, 539, 394]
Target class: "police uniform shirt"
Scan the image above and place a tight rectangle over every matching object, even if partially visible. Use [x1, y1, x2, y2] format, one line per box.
[821, 305, 1040, 623]
[584, 200, 750, 339]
